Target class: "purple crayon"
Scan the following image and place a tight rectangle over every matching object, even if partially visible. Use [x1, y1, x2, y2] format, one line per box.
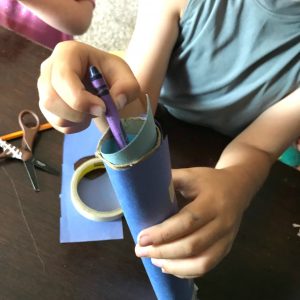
[89, 65, 128, 149]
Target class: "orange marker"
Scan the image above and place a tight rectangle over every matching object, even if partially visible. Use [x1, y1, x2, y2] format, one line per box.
[0, 122, 52, 141]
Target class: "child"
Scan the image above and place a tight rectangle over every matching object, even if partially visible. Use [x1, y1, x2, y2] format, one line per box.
[0, 0, 95, 48]
[37, 0, 300, 278]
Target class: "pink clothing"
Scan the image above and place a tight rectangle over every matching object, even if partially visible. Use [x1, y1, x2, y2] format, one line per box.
[0, 1, 94, 49]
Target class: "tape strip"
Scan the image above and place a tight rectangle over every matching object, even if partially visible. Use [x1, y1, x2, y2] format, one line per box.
[70, 157, 123, 221]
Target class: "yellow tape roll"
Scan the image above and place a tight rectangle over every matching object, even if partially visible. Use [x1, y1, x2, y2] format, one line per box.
[70, 157, 123, 221]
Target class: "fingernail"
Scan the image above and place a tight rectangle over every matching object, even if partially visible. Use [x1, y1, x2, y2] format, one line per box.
[151, 258, 164, 268]
[138, 234, 152, 246]
[135, 246, 149, 257]
[115, 94, 127, 110]
[90, 105, 105, 117]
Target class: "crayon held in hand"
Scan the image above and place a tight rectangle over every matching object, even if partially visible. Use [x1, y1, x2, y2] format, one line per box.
[89, 65, 128, 149]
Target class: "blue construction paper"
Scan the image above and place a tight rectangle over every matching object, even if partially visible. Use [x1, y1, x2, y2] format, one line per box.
[100, 136, 194, 299]
[97, 98, 194, 300]
[60, 121, 123, 243]
[102, 137, 176, 238]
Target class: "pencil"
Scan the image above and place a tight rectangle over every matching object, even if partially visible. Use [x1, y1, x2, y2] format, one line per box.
[0, 122, 53, 141]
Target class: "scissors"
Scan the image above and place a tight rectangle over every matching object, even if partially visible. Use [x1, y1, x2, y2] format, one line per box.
[0, 109, 59, 192]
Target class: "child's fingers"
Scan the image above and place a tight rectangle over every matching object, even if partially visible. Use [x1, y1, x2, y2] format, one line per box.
[137, 201, 215, 247]
[150, 235, 232, 278]
[49, 48, 106, 116]
[51, 75, 105, 119]
[135, 218, 222, 260]
[98, 54, 143, 108]
[171, 168, 188, 190]
[39, 41, 143, 128]
[39, 104, 91, 134]
[38, 56, 94, 124]
[38, 82, 94, 124]
[51, 42, 142, 114]
[38, 57, 92, 133]
[172, 168, 201, 199]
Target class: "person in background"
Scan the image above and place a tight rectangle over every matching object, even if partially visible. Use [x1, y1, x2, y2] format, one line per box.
[37, 0, 300, 278]
[0, 0, 95, 49]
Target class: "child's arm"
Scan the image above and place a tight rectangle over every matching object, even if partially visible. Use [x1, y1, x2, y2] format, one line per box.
[37, 0, 185, 132]
[129, 0, 300, 279]
[18, 0, 95, 35]
[216, 88, 300, 181]
[135, 88, 300, 277]
[125, 0, 186, 113]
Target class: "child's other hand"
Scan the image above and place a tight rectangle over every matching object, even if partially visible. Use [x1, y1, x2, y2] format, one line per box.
[135, 167, 251, 278]
[37, 41, 141, 134]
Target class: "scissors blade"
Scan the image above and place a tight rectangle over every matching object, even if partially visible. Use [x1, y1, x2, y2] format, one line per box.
[23, 160, 40, 192]
[31, 157, 59, 175]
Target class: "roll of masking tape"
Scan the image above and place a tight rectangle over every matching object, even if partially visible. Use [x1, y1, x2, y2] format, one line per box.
[70, 157, 123, 221]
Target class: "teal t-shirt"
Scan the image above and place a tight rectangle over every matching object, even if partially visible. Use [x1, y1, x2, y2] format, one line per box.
[160, 0, 300, 136]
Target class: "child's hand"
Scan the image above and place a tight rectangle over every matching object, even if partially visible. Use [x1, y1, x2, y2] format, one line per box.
[37, 41, 141, 134]
[135, 167, 252, 278]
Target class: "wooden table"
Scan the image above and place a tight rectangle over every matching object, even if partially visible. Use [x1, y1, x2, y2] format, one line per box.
[0, 27, 299, 300]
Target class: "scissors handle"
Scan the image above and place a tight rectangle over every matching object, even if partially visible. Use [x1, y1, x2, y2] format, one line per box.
[18, 110, 40, 152]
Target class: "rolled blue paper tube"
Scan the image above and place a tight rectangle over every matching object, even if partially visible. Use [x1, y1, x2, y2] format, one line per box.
[97, 98, 195, 300]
